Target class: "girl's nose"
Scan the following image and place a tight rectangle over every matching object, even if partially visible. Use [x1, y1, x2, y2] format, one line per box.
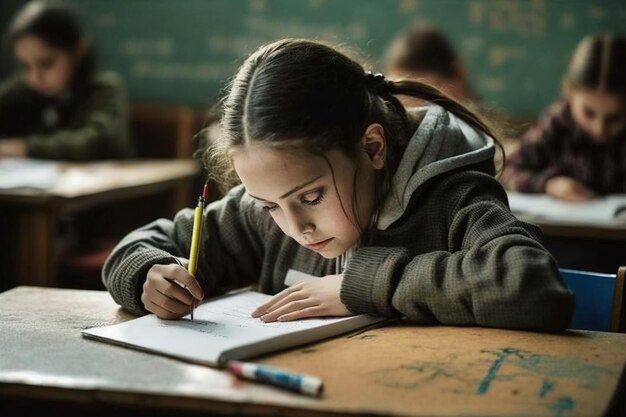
[589, 120, 606, 140]
[284, 209, 314, 237]
[29, 69, 44, 89]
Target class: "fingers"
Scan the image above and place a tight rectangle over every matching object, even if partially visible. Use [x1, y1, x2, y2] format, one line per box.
[143, 291, 193, 319]
[260, 298, 320, 322]
[272, 306, 325, 322]
[253, 274, 349, 322]
[155, 263, 205, 301]
[142, 263, 204, 319]
[181, 275, 205, 301]
[561, 190, 594, 202]
[252, 285, 301, 318]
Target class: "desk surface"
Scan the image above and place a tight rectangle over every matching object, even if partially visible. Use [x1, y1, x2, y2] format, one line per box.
[1, 287, 625, 417]
[0, 159, 200, 289]
[0, 159, 199, 207]
[516, 214, 626, 241]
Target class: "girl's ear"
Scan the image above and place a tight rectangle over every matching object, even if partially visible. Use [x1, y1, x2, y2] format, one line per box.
[361, 123, 386, 170]
[73, 39, 88, 63]
[562, 80, 573, 100]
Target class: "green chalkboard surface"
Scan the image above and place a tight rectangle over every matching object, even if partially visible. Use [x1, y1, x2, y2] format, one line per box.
[3, 0, 626, 116]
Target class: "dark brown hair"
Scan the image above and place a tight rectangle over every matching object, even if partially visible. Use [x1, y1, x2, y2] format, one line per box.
[565, 34, 626, 97]
[4, 0, 96, 91]
[206, 39, 499, 230]
[385, 23, 459, 78]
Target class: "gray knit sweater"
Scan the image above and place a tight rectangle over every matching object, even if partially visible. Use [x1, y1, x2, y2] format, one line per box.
[102, 106, 574, 331]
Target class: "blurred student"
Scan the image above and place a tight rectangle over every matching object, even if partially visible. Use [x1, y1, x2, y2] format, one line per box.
[0, 0, 131, 160]
[384, 23, 474, 106]
[501, 35, 626, 201]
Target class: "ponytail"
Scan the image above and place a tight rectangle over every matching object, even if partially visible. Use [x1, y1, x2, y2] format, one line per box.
[364, 73, 504, 173]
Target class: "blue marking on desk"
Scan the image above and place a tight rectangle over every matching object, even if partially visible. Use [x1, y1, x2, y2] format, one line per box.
[540, 379, 556, 398]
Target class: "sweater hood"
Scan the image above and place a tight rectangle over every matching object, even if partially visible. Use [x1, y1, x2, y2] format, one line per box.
[377, 105, 495, 230]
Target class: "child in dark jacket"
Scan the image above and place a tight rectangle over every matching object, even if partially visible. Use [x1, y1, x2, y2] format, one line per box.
[0, 0, 131, 160]
[103, 39, 574, 332]
[502, 35, 626, 201]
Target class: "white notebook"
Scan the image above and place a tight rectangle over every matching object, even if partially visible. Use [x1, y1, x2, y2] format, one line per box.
[82, 290, 384, 367]
[507, 191, 626, 225]
[0, 158, 60, 190]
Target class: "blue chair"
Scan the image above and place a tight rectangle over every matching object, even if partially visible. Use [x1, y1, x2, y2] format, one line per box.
[560, 267, 625, 332]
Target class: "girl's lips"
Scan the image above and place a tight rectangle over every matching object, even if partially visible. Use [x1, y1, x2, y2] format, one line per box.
[305, 238, 333, 251]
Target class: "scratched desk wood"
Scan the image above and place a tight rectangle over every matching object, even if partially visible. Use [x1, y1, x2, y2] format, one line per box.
[1, 287, 625, 417]
[0, 159, 199, 288]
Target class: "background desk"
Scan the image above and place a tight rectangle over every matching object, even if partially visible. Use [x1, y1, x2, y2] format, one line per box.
[1, 287, 625, 417]
[515, 215, 626, 241]
[515, 214, 626, 274]
[0, 159, 200, 289]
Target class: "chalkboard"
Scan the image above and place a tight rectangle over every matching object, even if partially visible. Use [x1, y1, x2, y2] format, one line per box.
[2, 0, 626, 116]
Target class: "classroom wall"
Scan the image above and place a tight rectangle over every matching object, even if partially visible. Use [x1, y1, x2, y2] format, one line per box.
[1, 0, 625, 117]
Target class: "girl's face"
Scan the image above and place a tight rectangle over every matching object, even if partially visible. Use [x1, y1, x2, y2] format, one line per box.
[568, 88, 626, 143]
[14, 35, 76, 97]
[233, 127, 385, 259]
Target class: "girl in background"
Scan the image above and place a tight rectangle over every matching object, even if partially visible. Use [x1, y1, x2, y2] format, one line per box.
[384, 23, 474, 106]
[0, 0, 131, 159]
[103, 39, 573, 332]
[501, 35, 626, 201]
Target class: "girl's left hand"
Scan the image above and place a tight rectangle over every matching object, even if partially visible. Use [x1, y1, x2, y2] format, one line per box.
[0, 138, 27, 157]
[252, 274, 351, 322]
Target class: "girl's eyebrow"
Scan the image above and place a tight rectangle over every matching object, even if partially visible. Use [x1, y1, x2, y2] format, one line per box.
[248, 174, 323, 201]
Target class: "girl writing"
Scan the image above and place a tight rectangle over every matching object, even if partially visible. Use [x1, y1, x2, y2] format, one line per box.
[103, 39, 574, 331]
[0, 0, 131, 159]
[501, 35, 626, 201]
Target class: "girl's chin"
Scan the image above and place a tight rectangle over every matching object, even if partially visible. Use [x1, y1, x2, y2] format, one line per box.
[32, 87, 63, 97]
[305, 245, 349, 260]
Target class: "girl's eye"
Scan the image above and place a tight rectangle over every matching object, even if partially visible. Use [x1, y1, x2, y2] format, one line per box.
[301, 189, 325, 206]
[262, 204, 279, 212]
[606, 113, 622, 125]
[583, 107, 595, 119]
[38, 55, 56, 69]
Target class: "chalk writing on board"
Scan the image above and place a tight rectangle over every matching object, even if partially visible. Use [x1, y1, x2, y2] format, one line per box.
[489, 46, 527, 67]
[398, 0, 419, 13]
[131, 61, 236, 81]
[244, 16, 367, 43]
[587, 5, 608, 20]
[560, 11, 575, 30]
[207, 17, 367, 60]
[122, 38, 174, 58]
[468, 0, 546, 36]
[477, 77, 506, 93]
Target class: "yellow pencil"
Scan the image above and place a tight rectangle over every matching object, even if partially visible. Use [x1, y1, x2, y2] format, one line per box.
[187, 183, 208, 320]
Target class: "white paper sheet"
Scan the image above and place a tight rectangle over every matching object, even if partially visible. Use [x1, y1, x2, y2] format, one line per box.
[507, 191, 626, 225]
[82, 291, 382, 366]
[0, 158, 60, 190]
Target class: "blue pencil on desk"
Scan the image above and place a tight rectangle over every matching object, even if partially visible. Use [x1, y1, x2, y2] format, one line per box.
[226, 361, 324, 396]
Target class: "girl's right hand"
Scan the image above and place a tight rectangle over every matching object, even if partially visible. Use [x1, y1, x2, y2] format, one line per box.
[545, 176, 596, 202]
[141, 263, 205, 319]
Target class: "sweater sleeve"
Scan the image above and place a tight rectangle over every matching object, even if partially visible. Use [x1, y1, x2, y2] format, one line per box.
[341, 173, 575, 332]
[102, 185, 267, 315]
[500, 105, 568, 193]
[26, 73, 131, 160]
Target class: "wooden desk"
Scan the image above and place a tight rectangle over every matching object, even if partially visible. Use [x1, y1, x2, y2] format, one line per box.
[513, 214, 626, 273]
[516, 214, 626, 241]
[0, 159, 199, 288]
[1, 287, 625, 417]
